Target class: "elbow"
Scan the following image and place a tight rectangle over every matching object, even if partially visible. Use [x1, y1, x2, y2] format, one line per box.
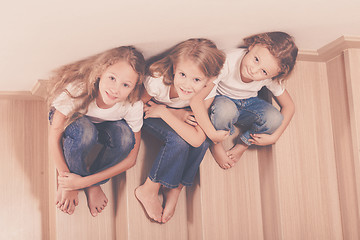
[128, 157, 137, 169]
[291, 103, 295, 117]
[189, 135, 207, 148]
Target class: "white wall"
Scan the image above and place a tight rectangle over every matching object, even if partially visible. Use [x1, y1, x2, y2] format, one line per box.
[1, 0, 360, 91]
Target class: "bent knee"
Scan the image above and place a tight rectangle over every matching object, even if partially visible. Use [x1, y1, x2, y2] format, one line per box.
[263, 109, 283, 132]
[165, 131, 189, 150]
[65, 117, 97, 146]
[210, 97, 239, 129]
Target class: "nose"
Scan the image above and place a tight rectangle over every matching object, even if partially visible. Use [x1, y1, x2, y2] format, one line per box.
[183, 78, 192, 88]
[251, 65, 259, 74]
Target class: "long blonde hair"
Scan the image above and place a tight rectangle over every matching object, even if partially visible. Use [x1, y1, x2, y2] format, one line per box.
[48, 46, 145, 125]
[241, 31, 298, 82]
[148, 38, 225, 85]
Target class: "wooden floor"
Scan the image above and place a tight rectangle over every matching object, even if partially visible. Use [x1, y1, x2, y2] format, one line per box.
[1, 43, 360, 240]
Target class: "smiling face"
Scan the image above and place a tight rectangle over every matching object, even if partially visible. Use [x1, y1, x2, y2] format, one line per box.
[240, 44, 281, 83]
[172, 58, 209, 101]
[97, 61, 139, 109]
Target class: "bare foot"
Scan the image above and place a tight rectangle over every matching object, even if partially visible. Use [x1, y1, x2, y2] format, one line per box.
[210, 142, 236, 169]
[162, 185, 183, 223]
[134, 179, 163, 223]
[226, 142, 249, 163]
[56, 187, 79, 215]
[84, 185, 108, 217]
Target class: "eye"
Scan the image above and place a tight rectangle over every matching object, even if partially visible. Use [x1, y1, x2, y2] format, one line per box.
[123, 83, 130, 88]
[109, 76, 116, 81]
[262, 69, 268, 76]
[254, 57, 259, 62]
[193, 78, 201, 83]
[180, 72, 186, 77]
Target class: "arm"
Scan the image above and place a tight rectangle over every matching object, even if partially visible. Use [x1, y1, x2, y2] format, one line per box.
[144, 101, 206, 147]
[249, 90, 295, 145]
[189, 83, 229, 143]
[141, 87, 153, 104]
[58, 131, 141, 190]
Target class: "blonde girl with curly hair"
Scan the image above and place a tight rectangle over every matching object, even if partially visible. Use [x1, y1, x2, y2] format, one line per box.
[48, 46, 145, 216]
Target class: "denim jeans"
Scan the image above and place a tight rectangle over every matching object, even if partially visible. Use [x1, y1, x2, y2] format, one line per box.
[210, 95, 283, 146]
[143, 118, 209, 189]
[50, 113, 135, 186]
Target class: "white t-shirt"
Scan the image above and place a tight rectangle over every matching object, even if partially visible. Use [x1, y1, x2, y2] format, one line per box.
[144, 76, 218, 108]
[52, 83, 143, 132]
[215, 48, 285, 99]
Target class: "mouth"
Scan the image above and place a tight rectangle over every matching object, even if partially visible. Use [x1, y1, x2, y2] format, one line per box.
[179, 87, 193, 95]
[106, 91, 118, 101]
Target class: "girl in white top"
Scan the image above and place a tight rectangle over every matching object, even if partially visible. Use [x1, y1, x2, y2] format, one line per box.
[135, 38, 225, 223]
[48, 46, 145, 216]
[191, 31, 298, 169]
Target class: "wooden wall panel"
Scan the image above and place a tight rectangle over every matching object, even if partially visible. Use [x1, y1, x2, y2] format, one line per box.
[274, 61, 342, 239]
[344, 49, 360, 208]
[0, 98, 49, 240]
[328, 51, 360, 239]
[197, 131, 264, 240]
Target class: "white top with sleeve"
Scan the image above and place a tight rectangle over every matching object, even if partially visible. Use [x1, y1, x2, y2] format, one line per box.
[144, 76, 218, 108]
[52, 83, 143, 132]
[216, 48, 285, 99]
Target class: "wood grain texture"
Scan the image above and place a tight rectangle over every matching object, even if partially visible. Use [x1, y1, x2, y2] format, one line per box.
[0, 98, 49, 240]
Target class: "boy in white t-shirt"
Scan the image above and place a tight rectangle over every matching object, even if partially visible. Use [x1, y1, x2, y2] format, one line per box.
[190, 31, 298, 169]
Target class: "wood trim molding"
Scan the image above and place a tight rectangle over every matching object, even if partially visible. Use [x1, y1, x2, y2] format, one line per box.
[298, 36, 360, 62]
[0, 91, 44, 100]
[31, 79, 51, 99]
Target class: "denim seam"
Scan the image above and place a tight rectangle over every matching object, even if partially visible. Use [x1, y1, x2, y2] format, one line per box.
[148, 176, 179, 189]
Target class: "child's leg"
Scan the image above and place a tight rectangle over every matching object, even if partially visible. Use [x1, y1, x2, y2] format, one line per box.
[135, 178, 163, 223]
[89, 120, 135, 184]
[63, 116, 98, 176]
[60, 116, 98, 214]
[143, 118, 192, 188]
[209, 96, 240, 169]
[160, 140, 209, 223]
[181, 139, 210, 186]
[83, 120, 134, 216]
[161, 185, 183, 223]
[227, 97, 283, 160]
[135, 118, 192, 222]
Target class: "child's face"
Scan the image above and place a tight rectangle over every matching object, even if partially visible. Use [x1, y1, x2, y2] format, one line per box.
[240, 44, 280, 83]
[97, 61, 138, 109]
[172, 59, 209, 101]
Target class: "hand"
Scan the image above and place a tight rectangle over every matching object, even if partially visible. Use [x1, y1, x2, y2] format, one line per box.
[210, 130, 230, 144]
[168, 108, 198, 126]
[144, 101, 168, 119]
[185, 114, 198, 126]
[58, 172, 87, 190]
[249, 133, 277, 146]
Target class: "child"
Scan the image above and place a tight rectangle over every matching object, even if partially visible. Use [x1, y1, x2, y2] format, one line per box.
[190, 31, 298, 169]
[48, 46, 145, 216]
[135, 38, 225, 223]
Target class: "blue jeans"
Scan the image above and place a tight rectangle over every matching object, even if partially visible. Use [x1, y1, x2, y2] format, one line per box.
[50, 113, 135, 186]
[210, 95, 283, 146]
[143, 118, 209, 189]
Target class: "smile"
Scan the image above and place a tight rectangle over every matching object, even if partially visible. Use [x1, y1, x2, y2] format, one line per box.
[180, 87, 193, 95]
[106, 91, 118, 100]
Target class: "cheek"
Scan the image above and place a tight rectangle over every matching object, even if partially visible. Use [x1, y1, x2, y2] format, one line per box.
[193, 83, 206, 94]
